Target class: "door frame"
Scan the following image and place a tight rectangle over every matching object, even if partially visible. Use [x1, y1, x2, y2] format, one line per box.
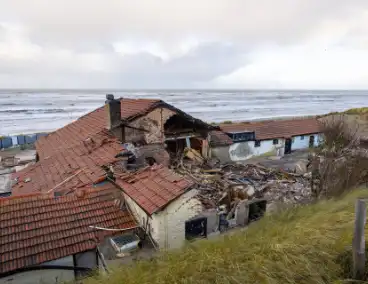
[284, 138, 292, 154]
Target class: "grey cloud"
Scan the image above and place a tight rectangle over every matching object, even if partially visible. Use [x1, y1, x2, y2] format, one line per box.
[0, 0, 368, 88]
[2, 0, 368, 46]
[112, 42, 247, 88]
[0, 41, 247, 88]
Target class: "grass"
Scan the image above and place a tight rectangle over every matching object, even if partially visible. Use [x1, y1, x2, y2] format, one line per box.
[318, 107, 368, 119]
[83, 188, 368, 284]
[344, 107, 368, 115]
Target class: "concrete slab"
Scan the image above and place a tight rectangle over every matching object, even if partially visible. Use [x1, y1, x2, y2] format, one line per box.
[15, 149, 36, 163]
[0, 174, 12, 193]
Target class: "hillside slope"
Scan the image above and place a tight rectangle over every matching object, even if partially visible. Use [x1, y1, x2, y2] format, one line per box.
[84, 188, 368, 284]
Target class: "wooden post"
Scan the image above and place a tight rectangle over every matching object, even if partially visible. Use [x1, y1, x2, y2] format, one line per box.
[353, 198, 366, 280]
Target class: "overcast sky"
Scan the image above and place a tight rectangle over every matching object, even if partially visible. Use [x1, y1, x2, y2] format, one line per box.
[1, 0, 368, 89]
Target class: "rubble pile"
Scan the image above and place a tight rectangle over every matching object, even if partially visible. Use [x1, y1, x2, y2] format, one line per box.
[175, 155, 312, 211]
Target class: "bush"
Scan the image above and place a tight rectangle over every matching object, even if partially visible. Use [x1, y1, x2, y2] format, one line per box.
[312, 115, 368, 198]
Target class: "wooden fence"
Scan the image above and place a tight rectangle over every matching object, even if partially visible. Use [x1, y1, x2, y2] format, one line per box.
[353, 198, 367, 279]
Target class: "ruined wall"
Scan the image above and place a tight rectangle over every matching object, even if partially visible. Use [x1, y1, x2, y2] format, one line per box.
[125, 108, 177, 144]
[151, 189, 203, 250]
[210, 145, 232, 163]
[123, 142, 170, 167]
[194, 209, 220, 235]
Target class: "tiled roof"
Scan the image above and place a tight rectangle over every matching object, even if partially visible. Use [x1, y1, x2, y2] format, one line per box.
[36, 98, 160, 160]
[12, 130, 124, 196]
[209, 130, 233, 146]
[115, 164, 194, 215]
[220, 118, 322, 140]
[0, 182, 137, 274]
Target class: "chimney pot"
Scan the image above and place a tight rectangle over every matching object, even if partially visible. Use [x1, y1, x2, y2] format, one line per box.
[106, 94, 114, 101]
[105, 94, 122, 131]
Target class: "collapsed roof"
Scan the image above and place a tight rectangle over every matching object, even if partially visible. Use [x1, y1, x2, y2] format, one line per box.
[35, 98, 216, 160]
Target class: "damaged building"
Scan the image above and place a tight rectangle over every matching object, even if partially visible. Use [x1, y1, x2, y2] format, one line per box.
[210, 118, 323, 162]
[35, 94, 217, 166]
[2, 94, 320, 283]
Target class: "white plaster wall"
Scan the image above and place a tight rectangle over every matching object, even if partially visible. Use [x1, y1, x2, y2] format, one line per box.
[229, 139, 284, 161]
[214, 133, 322, 162]
[248, 139, 284, 156]
[122, 193, 159, 243]
[228, 142, 253, 161]
[151, 189, 203, 250]
[292, 133, 322, 150]
[314, 134, 322, 147]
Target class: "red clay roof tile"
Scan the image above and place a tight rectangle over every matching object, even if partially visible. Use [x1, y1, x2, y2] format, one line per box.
[220, 118, 322, 140]
[12, 130, 124, 196]
[0, 182, 137, 274]
[115, 164, 194, 215]
[35, 98, 160, 159]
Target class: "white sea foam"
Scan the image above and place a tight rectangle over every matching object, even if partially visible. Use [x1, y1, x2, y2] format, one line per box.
[0, 90, 367, 136]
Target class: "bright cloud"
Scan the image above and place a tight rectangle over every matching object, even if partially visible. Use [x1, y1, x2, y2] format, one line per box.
[0, 0, 368, 88]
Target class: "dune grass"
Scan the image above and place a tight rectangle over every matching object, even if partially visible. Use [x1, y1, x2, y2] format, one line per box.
[344, 107, 368, 115]
[82, 188, 368, 284]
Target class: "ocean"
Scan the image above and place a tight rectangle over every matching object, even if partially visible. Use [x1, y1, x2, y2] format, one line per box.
[0, 90, 367, 136]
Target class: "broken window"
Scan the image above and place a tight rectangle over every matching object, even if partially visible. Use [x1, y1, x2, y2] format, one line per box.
[227, 131, 255, 142]
[254, 140, 261, 147]
[145, 157, 156, 166]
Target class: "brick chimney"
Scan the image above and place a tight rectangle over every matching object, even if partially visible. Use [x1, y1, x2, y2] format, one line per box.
[105, 94, 121, 130]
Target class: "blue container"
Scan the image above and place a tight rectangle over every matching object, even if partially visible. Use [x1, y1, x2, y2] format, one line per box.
[0, 137, 13, 149]
[17, 135, 26, 145]
[25, 134, 37, 144]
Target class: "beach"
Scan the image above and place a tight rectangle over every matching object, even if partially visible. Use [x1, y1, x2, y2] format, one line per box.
[0, 89, 367, 136]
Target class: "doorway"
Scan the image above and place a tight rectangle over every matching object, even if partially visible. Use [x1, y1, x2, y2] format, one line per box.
[309, 135, 315, 148]
[284, 138, 292, 154]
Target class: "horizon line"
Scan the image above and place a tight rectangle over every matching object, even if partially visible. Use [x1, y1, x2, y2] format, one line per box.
[0, 88, 368, 92]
